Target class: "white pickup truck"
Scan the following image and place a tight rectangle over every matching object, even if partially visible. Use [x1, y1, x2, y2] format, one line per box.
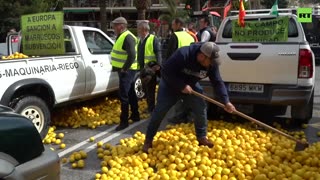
[0, 25, 119, 137]
[200, 13, 315, 125]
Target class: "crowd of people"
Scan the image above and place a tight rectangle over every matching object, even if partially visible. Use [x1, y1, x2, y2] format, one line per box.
[110, 16, 235, 153]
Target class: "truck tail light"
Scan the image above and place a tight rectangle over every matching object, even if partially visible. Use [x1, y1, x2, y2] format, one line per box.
[298, 49, 313, 78]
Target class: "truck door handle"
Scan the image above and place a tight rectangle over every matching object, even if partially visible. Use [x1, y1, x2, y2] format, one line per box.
[92, 60, 98, 63]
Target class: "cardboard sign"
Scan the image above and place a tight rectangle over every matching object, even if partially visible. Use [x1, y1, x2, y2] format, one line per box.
[232, 16, 289, 42]
[21, 12, 64, 56]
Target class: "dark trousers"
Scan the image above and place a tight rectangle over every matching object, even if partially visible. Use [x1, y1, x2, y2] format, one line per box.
[143, 75, 157, 113]
[145, 79, 207, 142]
[118, 70, 140, 124]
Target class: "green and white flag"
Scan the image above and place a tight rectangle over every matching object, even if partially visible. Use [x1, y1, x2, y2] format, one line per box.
[270, 0, 279, 16]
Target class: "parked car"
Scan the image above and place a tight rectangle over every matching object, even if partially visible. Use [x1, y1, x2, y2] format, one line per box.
[0, 105, 60, 180]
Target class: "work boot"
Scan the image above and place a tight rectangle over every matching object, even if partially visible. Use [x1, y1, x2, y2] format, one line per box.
[129, 115, 140, 123]
[197, 137, 214, 148]
[142, 140, 153, 153]
[115, 123, 128, 131]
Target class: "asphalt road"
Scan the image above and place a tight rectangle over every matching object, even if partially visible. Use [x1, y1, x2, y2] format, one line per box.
[50, 66, 320, 180]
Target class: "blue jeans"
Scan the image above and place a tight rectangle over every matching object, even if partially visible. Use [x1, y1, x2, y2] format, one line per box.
[145, 79, 207, 142]
[118, 70, 139, 124]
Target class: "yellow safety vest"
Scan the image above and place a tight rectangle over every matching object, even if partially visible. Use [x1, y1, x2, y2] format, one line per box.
[111, 30, 138, 70]
[140, 34, 156, 65]
[174, 31, 195, 48]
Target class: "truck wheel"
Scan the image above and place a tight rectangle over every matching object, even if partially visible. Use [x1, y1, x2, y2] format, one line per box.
[134, 75, 145, 99]
[13, 96, 50, 139]
[291, 90, 314, 125]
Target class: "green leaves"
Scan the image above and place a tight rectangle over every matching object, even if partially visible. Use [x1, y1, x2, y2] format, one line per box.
[0, 0, 59, 38]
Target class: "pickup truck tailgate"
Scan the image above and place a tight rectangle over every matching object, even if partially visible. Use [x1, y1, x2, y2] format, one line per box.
[219, 43, 299, 85]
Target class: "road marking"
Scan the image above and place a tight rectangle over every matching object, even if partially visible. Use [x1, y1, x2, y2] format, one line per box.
[58, 126, 114, 157]
[83, 120, 145, 153]
[58, 120, 146, 157]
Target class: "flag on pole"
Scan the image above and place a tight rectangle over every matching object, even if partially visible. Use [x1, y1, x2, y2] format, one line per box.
[223, 0, 232, 19]
[238, 0, 246, 27]
[270, 0, 279, 16]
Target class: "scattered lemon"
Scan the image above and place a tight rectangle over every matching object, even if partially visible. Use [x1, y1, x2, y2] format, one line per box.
[89, 137, 95, 142]
[55, 139, 61, 145]
[77, 160, 85, 168]
[71, 163, 77, 168]
[61, 157, 68, 164]
[79, 150, 87, 159]
[97, 141, 103, 147]
[58, 133, 65, 138]
[60, 143, 66, 149]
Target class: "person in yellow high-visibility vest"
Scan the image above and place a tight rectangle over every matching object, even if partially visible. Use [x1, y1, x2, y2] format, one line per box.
[111, 17, 140, 131]
[165, 18, 196, 125]
[136, 20, 162, 114]
[165, 17, 196, 60]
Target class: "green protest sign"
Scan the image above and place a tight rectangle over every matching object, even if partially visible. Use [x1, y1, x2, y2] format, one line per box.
[21, 12, 64, 56]
[232, 16, 289, 42]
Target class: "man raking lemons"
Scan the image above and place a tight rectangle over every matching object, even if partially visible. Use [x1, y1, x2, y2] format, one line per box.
[143, 42, 236, 152]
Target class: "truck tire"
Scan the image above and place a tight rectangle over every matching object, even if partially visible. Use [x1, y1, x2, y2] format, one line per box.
[291, 90, 314, 125]
[12, 96, 50, 139]
[134, 74, 146, 99]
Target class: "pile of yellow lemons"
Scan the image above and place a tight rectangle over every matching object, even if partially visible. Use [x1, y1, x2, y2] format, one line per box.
[93, 121, 320, 180]
[44, 94, 320, 179]
[1, 52, 28, 59]
[62, 150, 88, 169]
[42, 126, 66, 150]
[51, 97, 150, 129]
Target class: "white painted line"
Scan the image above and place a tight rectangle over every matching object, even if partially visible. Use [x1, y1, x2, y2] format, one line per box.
[58, 126, 114, 157]
[83, 120, 146, 153]
[58, 120, 147, 156]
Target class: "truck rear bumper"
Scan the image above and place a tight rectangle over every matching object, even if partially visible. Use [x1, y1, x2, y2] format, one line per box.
[200, 81, 313, 106]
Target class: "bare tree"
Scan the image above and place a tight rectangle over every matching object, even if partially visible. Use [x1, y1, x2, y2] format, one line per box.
[134, 0, 151, 20]
[193, 0, 201, 11]
[99, 0, 107, 33]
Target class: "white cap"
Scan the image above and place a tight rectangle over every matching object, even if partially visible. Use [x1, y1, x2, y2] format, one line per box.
[112, 17, 128, 24]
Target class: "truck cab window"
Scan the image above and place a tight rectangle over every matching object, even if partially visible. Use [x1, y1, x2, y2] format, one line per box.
[64, 29, 75, 53]
[83, 30, 113, 54]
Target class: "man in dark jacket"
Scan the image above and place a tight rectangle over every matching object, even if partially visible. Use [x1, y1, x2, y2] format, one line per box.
[197, 17, 216, 42]
[142, 42, 236, 153]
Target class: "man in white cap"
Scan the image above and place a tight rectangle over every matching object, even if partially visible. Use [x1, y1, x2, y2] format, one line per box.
[110, 17, 140, 131]
[142, 42, 236, 153]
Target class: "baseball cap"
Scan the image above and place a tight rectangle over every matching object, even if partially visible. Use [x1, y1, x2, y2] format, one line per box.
[200, 42, 221, 65]
[112, 17, 128, 24]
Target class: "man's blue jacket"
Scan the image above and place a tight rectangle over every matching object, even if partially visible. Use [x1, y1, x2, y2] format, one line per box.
[161, 43, 230, 104]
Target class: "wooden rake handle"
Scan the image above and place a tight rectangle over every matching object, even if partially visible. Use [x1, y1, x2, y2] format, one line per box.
[191, 90, 307, 144]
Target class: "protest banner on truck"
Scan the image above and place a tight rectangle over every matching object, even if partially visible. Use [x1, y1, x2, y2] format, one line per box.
[21, 12, 64, 56]
[232, 16, 289, 42]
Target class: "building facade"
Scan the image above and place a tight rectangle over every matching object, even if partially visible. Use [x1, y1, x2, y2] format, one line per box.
[63, 0, 186, 34]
